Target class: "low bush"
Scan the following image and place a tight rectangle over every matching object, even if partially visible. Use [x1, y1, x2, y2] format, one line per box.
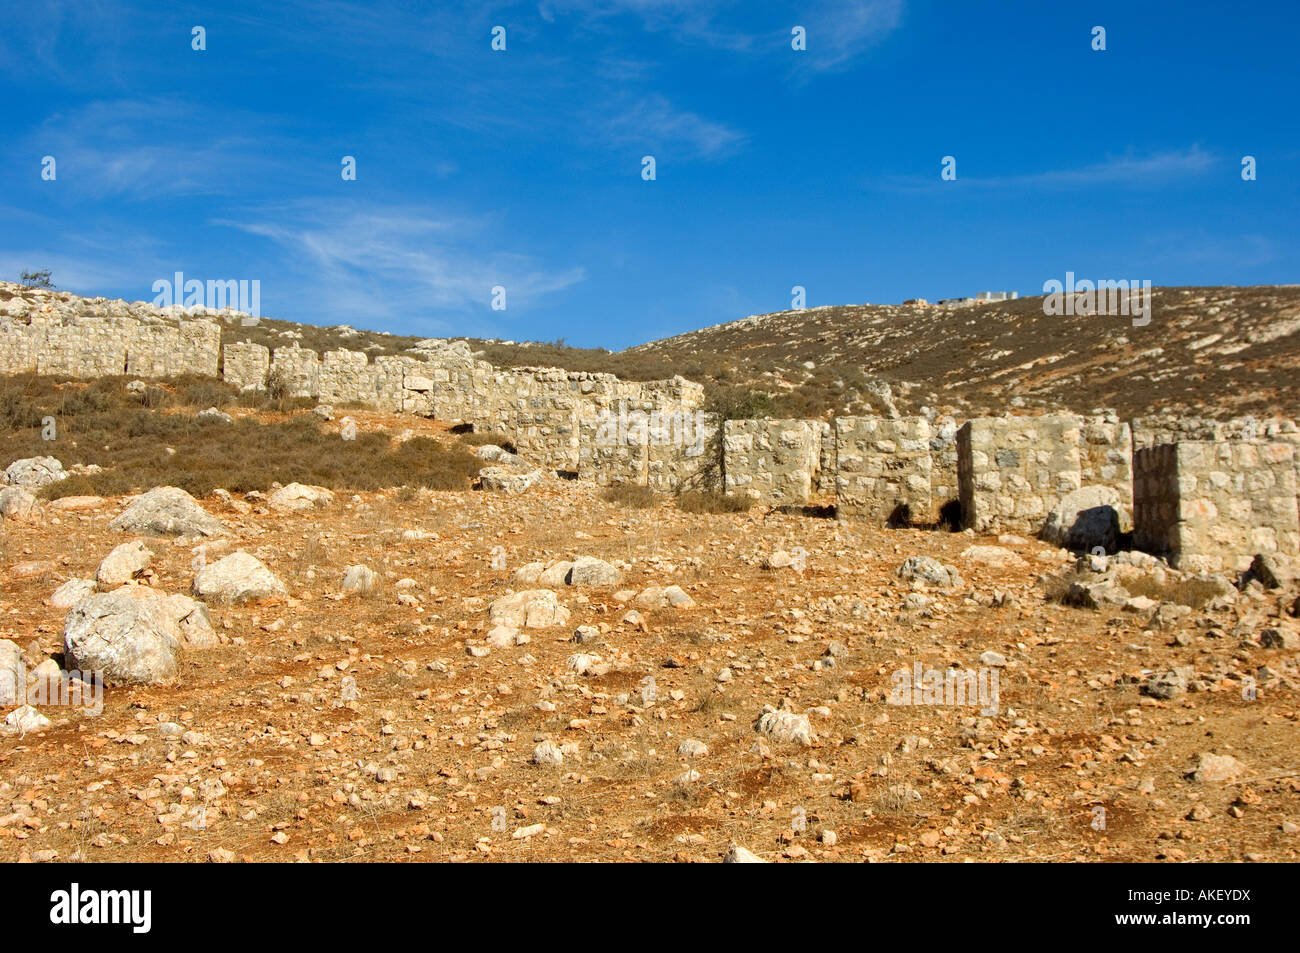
[601, 484, 659, 508]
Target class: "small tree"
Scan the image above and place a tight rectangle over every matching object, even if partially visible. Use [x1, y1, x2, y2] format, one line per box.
[680, 386, 779, 493]
[19, 270, 54, 289]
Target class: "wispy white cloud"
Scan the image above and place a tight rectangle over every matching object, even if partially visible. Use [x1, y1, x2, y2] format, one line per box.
[1005, 146, 1217, 188]
[538, 0, 757, 51]
[0, 202, 174, 296]
[25, 98, 296, 200]
[0, 194, 585, 334]
[539, 0, 904, 68]
[874, 146, 1220, 193]
[221, 201, 586, 331]
[795, 0, 903, 71]
[0, 0, 131, 84]
[605, 94, 745, 159]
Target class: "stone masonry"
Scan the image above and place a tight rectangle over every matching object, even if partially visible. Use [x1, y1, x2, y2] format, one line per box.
[958, 415, 1083, 534]
[221, 341, 271, 392]
[835, 416, 932, 523]
[5, 281, 1298, 572]
[723, 418, 822, 506]
[578, 398, 718, 492]
[1080, 413, 1135, 531]
[1134, 440, 1300, 573]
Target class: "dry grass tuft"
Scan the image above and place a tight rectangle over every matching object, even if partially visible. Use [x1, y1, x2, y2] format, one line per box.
[601, 484, 659, 509]
[676, 490, 751, 514]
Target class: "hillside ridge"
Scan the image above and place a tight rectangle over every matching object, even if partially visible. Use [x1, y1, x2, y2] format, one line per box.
[4, 280, 1299, 421]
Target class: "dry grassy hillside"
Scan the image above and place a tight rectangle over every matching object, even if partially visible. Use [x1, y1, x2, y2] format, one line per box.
[620, 286, 1300, 421]
[10, 281, 1299, 421]
[394, 285, 1300, 421]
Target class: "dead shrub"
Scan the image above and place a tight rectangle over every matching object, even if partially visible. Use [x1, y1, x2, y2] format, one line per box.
[676, 490, 751, 514]
[0, 374, 481, 498]
[601, 484, 658, 509]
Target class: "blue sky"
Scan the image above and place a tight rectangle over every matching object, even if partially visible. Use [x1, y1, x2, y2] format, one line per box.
[1, 0, 1297, 348]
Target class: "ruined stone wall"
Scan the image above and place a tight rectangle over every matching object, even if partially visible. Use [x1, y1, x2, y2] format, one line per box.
[318, 349, 378, 406]
[1133, 414, 1300, 448]
[1135, 440, 1300, 572]
[221, 341, 270, 392]
[376, 356, 419, 414]
[835, 416, 933, 522]
[0, 321, 41, 375]
[502, 370, 581, 472]
[928, 416, 960, 519]
[129, 320, 222, 378]
[0, 313, 220, 379]
[268, 345, 322, 400]
[236, 340, 708, 476]
[649, 413, 718, 492]
[816, 422, 836, 494]
[578, 410, 649, 486]
[1132, 444, 1180, 560]
[957, 415, 1083, 534]
[16, 286, 1300, 570]
[723, 418, 822, 505]
[577, 396, 717, 491]
[43, 318, 130, 377]
[1080, 413, 1134, 530]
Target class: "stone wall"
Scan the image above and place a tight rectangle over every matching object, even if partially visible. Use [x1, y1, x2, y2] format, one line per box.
[0, 291, 709, 478]
[6, 284, 1297, 572]
[1135, 440, 1300, 572]
[928, 416, 960, 520]
[723, 418, 822, 505]
[1132, 414, 1299, 449]
[318, 349, 378, 406]
[498, 370, 581, 473]
[578, 398, 718, 491]
[958, 415, 1084, 534]
[835, 416, 933, 522]
[221, 341, 270, 392]
[1080, 413, 1134, 531]
[816, 421, 836, 494]
[649, 414, 718, 492]
[579, 412, 650, 486]
[268, 345, 321, 399]
[1132, 444, 1180, 561]
[0, 313, 220, 379]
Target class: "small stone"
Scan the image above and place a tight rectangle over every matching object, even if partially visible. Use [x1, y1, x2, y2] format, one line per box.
[532, 740, 563, 766]
[3, 705, 51, 734]
[341, 564, 378, 594]
[677, 739, 708, 758]
[757, 709, 813, 746]
[1259, 628, 1299, 650]
[1190, 753, 1247, 783]
[96, 541, 154, 588]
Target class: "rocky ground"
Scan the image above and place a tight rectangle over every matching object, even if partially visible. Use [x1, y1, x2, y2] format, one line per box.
[1, 412, 1298, 863]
